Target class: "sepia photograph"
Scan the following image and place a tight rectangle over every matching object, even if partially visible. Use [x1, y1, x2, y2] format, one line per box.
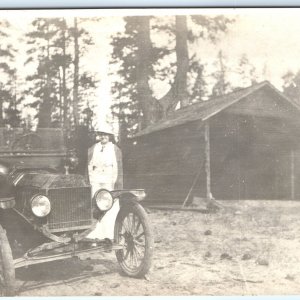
[0, 7, 300, 296]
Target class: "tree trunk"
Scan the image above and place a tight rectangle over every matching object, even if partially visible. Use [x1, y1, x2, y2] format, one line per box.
[62, 19, 69, 130]
[38, 87, 52, 127]
[58, 68, 63, 123]
[38, 25, 52, 128]
[38, 71, 52, 127]
[174, 15, 189, 107]
[73, 17, 79, 127]
[0, 98, 3, 126]
[135, 16, 161, 128]
[159, 15, 189, 115]
[218, 50, 226, 95]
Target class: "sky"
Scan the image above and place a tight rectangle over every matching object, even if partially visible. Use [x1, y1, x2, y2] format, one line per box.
[217, 9, 300, 87]
[1, 8, 300, 126]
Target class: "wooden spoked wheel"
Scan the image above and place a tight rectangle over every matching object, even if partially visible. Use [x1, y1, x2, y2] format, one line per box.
[114, 203, 153, 278]
[0, 225, 15, 296]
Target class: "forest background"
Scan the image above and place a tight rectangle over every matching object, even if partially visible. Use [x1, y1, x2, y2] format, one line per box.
[0, 8, 300, 142]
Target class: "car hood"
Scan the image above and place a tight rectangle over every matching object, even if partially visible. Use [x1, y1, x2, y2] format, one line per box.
[13, 172, 90, 189]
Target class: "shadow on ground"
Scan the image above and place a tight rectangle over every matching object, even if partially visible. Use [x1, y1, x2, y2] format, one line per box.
[16, 257, 119, 293]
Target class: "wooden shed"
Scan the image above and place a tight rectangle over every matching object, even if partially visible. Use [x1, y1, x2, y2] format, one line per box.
[124, 81, 300, 204]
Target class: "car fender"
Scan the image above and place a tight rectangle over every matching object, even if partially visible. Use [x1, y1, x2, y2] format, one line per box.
[111, 189, 146, 208]
[0, 163, 15, 209]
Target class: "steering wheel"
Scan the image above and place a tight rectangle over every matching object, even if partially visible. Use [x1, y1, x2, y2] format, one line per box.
[11, 133, 42, 151]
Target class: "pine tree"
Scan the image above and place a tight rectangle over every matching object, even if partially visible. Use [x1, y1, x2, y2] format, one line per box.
[69, 17, 98, 129]
[188, 56, 207, 103]
[282, 70, 300, 104]
[236, 53, 258, 87]
[0, 20, 18, 126]
[110, 15, 234, 138]
[5, 73, 22, 127]
[212, 50, 231, 97]
[25, 18, 71, 128]
[24, 17, 98, 131]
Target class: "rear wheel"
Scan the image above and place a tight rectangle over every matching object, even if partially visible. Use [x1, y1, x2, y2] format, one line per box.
[114, 202, 153, 278]
[0, 225, 15, 296]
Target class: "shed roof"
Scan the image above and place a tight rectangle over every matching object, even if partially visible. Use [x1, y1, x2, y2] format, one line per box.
[134, 81, 300, 137]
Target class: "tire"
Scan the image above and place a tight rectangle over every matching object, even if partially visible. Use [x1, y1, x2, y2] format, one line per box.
[114, 202, 153, 278]
[0, 225, 15, 296]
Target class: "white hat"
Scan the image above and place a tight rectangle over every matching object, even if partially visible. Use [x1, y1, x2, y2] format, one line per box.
[93, 123, 114, 135]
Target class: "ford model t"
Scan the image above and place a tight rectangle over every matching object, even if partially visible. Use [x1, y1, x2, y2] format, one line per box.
[0, 127, 153, 296]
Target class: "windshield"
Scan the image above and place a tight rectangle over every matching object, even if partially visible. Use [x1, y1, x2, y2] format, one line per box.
[0, 128, 66, 152]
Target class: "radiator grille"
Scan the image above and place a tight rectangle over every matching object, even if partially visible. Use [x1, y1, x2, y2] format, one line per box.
[47, 187, 92, 232]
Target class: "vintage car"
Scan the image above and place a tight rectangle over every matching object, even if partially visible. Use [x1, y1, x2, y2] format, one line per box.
[0, 127, 153, 296]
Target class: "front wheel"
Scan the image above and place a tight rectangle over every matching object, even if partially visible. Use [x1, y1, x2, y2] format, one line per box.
[114, 202, 153, 278]
[0, 225, 16, 296]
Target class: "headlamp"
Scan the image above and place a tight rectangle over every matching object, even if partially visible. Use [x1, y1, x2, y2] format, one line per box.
[31, 195, 51, 217]
[94, 189, 113, 211]
[0, 164, 9, 175]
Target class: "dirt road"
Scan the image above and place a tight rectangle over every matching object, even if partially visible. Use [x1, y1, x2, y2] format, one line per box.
[17, 200, 300, 296]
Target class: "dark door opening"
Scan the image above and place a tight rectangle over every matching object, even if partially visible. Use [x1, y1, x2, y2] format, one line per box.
[211, 114, 292, 200]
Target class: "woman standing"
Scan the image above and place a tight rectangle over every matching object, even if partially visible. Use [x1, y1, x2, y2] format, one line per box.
[86, 123, 123, 240]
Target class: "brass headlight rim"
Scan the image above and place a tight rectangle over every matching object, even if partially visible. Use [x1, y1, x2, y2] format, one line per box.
[94, 189, 114, 211]
[31, 194, 51, 218]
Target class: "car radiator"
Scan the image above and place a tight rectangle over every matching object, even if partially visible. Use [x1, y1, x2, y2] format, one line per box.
[47, 187, 92, 232]
[13, 172, 93, 233]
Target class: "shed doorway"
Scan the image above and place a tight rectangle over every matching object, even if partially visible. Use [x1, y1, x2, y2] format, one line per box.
[210, 114, 293, 200]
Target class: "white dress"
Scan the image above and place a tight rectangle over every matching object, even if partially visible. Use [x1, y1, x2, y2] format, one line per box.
[87, 142, 120, 240]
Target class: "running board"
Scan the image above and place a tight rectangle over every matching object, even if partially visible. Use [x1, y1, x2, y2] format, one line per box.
[14, 243, 123, 269]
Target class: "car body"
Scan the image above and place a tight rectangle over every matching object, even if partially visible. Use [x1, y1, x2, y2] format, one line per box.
[0, 127, 153, 296]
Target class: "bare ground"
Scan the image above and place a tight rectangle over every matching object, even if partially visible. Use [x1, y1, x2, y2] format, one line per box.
[16, 200, 300, 296]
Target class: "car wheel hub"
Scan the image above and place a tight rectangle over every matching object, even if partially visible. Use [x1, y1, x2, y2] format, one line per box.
[124, 232, 135, 250]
